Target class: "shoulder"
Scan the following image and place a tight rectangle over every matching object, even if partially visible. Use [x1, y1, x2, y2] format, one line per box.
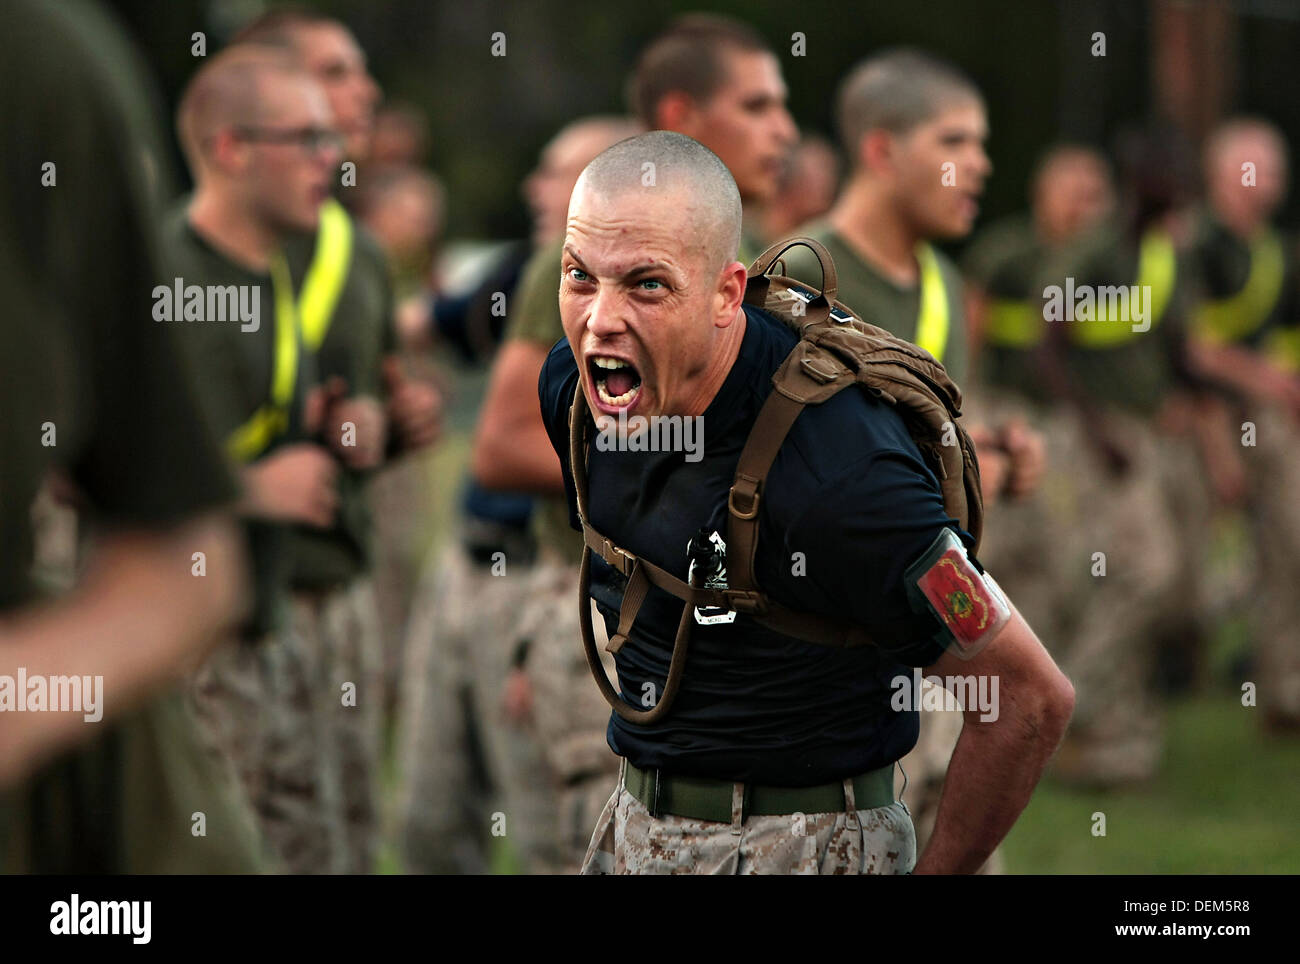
[350, 220, 390, 279]
[509, 238, 567, 344]
[538, 336, 579, 433]
[776, 381, 932, 498]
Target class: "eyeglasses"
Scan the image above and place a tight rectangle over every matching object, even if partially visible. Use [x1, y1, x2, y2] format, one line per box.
[232, 125, 345, 155]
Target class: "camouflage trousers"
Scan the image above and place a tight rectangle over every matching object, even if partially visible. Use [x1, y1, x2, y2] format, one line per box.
[191, 578, 383, 874]
[581, 759, 915, 874]
[1040, 408, 1183, 784]
[963, 391, 1188, 785]
[397, 540, 561, 873]
[1244, 406, 1300, 722]
[514, 555, 622, 870]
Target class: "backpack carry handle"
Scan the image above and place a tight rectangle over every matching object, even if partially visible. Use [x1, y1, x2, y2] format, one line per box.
[747, 237, 840, 318]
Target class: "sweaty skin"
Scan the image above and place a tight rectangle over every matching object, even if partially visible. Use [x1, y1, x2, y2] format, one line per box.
[560, 180, 747, 423]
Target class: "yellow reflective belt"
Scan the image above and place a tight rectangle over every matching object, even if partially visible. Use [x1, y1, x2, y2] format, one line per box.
[985, 298, 1040, 348]
[1193, 230, 1284, 345]
[1070, 229, 1176, 349]
[914, 243, 950, 361]
[298, 197, 354, 351]
[225, 252, 299, 463]
[1265, 325, 1300, 373]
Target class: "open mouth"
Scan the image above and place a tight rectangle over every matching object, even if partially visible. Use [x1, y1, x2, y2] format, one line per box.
[589, 355, 642, 410]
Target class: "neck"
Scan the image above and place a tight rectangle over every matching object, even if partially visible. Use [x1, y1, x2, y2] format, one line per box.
[682, 307, 747, 417]
[829, 174, 920, 285]
[187, 185, 280, 272]
[1212, 202, 1265, 241]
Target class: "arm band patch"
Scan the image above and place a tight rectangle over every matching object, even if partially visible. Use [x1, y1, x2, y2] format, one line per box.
[905, 528, 1010, 660]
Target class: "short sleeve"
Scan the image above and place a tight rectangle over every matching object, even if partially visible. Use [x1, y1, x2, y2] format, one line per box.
[775, 451, 975, 667]
[537, 339, 582, 529]
[37, 5, 236, 525]
[508, 239, 566, 347]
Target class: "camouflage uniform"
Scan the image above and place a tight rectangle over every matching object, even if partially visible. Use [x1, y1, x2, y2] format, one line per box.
[396, 536, 560, 872]
[1031, 220, 1199, 784]
[515, 555, 622, 866]
[1187, 217, 1300, 724]
[491, 239, 623, 872]
[583, 762, 914, 875]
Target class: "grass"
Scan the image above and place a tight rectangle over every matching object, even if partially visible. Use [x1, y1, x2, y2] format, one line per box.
[1002, 692, 1300, 874]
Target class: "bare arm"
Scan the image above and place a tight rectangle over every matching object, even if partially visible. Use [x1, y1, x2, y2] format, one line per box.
[472, 339, 566, 495]
[0, 512, 247, 787]
[912, 603, 1075, 874]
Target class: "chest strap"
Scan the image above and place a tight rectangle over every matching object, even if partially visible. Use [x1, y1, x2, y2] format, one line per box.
[568, 381, 873, 725]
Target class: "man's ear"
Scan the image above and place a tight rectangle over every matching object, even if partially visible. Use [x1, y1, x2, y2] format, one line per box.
[861, 128, 895, 176]
[209, 128, 246, 173]
[656, 92, 698, 137]
[714, 260, 749, 328]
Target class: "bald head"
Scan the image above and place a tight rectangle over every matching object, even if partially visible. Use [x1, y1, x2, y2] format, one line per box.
[1204, 117, 1290, 231]
[177, 45, 314, 174]
[574, 130, 742, 271]
[526, 115, 645, 246]
[1031, 144, 1114, 243]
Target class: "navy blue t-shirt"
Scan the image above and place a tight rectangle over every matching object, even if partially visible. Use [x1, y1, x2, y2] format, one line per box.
[539, 304, 974, 786]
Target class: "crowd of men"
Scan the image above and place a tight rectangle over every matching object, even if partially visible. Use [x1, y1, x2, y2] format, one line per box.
[2, 2, 1297, 874]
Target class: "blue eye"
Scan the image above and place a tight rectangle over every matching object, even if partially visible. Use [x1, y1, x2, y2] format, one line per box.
[639, 278, 663, 290]
[568, 267, 589, 282]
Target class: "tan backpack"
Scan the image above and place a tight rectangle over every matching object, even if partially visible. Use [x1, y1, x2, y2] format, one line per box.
[567, 237, 984, 724]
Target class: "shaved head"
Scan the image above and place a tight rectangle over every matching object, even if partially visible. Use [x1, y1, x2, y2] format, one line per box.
[526, 115, 645, 246]
[177, 45, 313, 173]
[574, 130, 742, 272]
[837, 48, 981, 162]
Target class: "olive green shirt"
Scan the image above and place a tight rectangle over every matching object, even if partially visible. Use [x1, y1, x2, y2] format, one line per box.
[161, 204, 312, 637]
[282, 222, 396, 589]
[1035, 219, 1189, 416]
[0, 0, 259, 874]
[784, 222, 970, 385]
[962, 213, 1054, 404]
[507, 238, 584, 560]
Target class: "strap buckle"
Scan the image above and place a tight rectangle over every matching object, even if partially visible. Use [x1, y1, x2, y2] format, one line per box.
[601, 538, 636, 576]
[728, 482, 760, 521]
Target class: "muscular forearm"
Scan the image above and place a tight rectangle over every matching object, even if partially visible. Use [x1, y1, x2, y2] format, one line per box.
[911, 606, 1074, 874]
[913, 690, 1070, 873]
[0, 513, 247, 786]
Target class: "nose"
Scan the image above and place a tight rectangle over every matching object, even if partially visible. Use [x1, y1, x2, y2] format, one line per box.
[359, 71, 381, 109]
[585, 286, 629, 339]
[774, 106, 797, 148]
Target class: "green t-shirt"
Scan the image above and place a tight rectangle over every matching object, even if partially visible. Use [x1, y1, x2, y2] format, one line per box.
[0, 0, 259, 874]
[507, 238, 584, 560]
[282, 221, 396, 589]
[161, 204, 312, 637]
[784, 222, 970, 385]
[1035, 219, 1189, 415]
[962, 213, 1054, 404]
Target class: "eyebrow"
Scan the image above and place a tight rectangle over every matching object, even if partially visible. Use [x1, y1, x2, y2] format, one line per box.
[563, 247, 672, 282]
